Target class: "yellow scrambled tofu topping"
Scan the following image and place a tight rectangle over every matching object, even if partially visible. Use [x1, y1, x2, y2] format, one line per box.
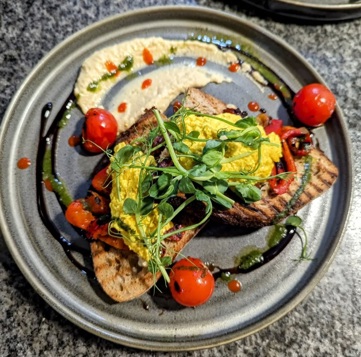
[109, 112, 282, 260]
[179, 113, 282, 179]
[109, 143, 173, 261]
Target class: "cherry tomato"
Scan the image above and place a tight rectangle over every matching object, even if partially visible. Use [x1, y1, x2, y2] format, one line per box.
[91, 166, 111, 194]
[292, 83, 336, 127]
[169, 257, 215, 307]
[65, 200, 95, 230]
[84, 191, 110, 215]
[82, 108, 118, 153]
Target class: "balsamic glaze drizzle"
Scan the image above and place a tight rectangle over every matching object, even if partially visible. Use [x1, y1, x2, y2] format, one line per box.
[36, 95, 95, 279]
[213, 225, 297, 280]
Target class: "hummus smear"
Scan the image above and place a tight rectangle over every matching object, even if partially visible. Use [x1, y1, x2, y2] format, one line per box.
[108, 63, 228, 132]
[74, 37, 242, 133]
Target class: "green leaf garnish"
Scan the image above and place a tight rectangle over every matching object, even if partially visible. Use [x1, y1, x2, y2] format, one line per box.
[286, 215, 303, 227]
[158, 202, 174, 218]
[123, 198, 138, 214]
[234, 183, 262, 203]
[201, 149, 223, 167]
[179, 177, 196, 194]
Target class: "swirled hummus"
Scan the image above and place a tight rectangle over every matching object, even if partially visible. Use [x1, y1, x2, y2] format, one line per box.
[74, 37, 242, 133]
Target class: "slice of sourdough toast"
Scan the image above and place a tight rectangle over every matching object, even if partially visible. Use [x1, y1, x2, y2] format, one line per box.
[183, 88, 339, 228]
[211, 147, 338, 227]
[91, 227, 197, 302]
[90, 108, 200, 303]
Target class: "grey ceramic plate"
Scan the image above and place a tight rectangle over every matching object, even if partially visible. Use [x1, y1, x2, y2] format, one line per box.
[242, 0, 361, 21]
[0, 6, 353, 351]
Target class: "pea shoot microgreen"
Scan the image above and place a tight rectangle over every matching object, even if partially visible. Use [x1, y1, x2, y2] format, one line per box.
[106, 105, 284, 282]
[286, 215, 313, 261]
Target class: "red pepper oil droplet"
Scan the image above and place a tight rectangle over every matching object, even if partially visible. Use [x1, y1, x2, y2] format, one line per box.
[17, 157, 31, 169]
[196, 57, 207, 66]
[228, 279, 242, 293]
[268, 93, 278, 100]
[248, 101, 260, 112]
[43, 178, 53, 192]
[173, 101, 182, 113]
[68, 135, 81, 147]
[142, 78, 152, 90]
[105, 60, 118, 75]
[118, 102, 127, 113]
[142, 48, 154, 65]
[228, 63, 240, 72]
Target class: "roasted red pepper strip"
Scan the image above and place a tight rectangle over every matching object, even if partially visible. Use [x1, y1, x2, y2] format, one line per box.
[270, 134, 298, 195]
[265, 119, 283, 136]
[281, 127, 309, 141]
[269, 162, 284, 193]
[282, 140, 297, 173]
[281, 127, 312, 156]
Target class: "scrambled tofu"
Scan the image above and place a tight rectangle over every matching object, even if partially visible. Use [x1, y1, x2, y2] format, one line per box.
[109, 113, 282, 260]
[179, 113, 282, 179]
[109, 143, 173, 262]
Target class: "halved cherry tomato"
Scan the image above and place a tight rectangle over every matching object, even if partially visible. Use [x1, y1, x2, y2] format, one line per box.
[65, 200, 95, 230]
[82, 108, 118, 153]
[91, 166, 111, 194]
[292, 83, 336, 127]
[169, 257, 215, 307]
[84, 191, 110, 215]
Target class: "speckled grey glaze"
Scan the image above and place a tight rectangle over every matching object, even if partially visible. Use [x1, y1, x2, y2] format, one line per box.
[0, 1, 360, 356]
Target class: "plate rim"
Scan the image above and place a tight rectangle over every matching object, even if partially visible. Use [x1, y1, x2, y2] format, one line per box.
[242, 0, 361, 21]
[276, 0, 361, 10]
[0, 5, 354, 351]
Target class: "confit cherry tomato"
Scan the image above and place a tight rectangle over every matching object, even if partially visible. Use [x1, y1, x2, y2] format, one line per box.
[82, 108, 118, 153]
[169, 257, 215, 307]
[65, 200, 95, 230]
[91, 166, 111, 194]
[84, 191, 110, 215]
[292, 83, 336, 127]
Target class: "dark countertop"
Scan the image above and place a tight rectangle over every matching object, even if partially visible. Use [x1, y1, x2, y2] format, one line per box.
[1, 1, 360, 356]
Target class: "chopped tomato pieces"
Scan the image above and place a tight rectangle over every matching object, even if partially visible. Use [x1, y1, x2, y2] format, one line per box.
[86, 221, 129, 250]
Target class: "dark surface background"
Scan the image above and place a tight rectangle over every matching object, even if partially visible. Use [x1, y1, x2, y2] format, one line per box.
[1, 1, 360, 356]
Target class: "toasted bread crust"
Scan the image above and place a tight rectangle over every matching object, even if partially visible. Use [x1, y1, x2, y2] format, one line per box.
[183, 87, 228, 114]
[91, 241, 156, 302]
[91, 225, 199, 302]
[212, 148, 338, 227]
